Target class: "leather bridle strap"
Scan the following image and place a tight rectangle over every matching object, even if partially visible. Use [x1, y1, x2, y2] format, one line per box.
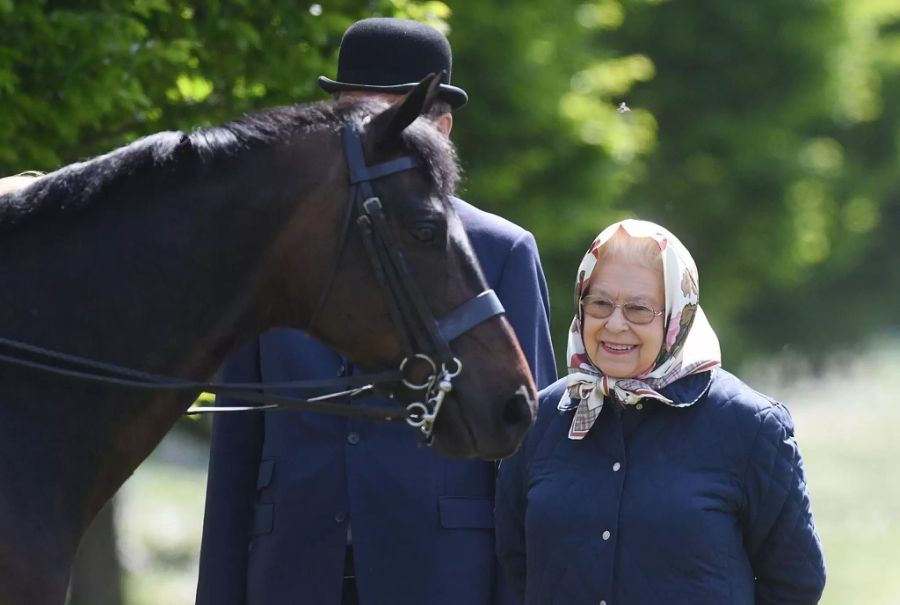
[342, 126, 418, 197]
[437, 290, 505, 342]
[338, 125, 509, 441]
[0, 336, 406, 420]
[0, 125, 506, 432]
[343, 126, 458, 365]
[305, 127, 419, 334]
[358, 197, 454, 363]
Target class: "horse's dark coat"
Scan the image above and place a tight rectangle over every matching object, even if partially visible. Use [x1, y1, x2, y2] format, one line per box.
[0, 81, 531, 605]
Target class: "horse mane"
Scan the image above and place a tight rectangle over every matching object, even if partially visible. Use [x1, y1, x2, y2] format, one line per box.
[0, 99, 460, 234]
[193, 99, 460, 195]
[0, 132, 188, 233]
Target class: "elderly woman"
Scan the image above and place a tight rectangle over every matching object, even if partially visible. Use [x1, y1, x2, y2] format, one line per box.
[495, 219, 825, 605]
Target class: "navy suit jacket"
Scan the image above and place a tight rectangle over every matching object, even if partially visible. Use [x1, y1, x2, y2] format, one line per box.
[196, 197, 557, 605]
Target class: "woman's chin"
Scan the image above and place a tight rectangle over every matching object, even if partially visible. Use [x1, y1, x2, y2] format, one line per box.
[594, 356, 639, 379]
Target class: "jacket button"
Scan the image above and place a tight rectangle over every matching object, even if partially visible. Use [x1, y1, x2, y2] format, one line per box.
[599, 601, 607, 605]
[347, 432, 360, 445]
[602, 530, 611, 540]
[334, 511, 347, 523]
[612, 462, 621, 472]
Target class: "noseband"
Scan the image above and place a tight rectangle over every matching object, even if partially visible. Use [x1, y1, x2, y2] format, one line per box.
[0, 125, 505, 444]
[307, 127, 505, 440]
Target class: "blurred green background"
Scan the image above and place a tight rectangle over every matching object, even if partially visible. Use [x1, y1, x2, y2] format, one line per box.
[1, 0, 897, 603]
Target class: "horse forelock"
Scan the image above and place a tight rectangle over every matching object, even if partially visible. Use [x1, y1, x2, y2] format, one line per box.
[400, 117, 461, 199]
[342, 98, 461, 199]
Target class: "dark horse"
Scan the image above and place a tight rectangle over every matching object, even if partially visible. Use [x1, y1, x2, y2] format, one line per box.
[0, 76, 536, 605]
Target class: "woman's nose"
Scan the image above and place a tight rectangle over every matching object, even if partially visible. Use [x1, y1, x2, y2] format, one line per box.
[605, 307, 630, 330]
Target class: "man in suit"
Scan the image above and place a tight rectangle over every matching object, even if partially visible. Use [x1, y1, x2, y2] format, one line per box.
[196, 18, 557, 605]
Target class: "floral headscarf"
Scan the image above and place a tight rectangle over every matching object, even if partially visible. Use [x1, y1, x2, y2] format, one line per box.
[559, 219, 721, 440]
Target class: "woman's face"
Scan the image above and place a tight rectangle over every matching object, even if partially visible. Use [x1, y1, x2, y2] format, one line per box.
[582, 258, 665, 378]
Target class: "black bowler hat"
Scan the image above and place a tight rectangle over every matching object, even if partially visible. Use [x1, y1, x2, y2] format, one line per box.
[318, 18, 468, 109]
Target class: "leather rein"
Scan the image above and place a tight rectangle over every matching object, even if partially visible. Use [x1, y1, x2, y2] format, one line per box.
[0, 126, 504, 443]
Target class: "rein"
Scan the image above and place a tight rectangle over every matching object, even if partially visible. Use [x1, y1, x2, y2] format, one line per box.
[0, 125, 504, 442]
[0, 335, 406, 421]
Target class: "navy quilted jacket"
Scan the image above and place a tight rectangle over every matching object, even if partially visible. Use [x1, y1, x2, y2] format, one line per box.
[495, 369, 826, 605]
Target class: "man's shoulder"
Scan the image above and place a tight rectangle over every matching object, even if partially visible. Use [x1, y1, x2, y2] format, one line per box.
[450, 196, 532, 243]
[519, 378, 570, 457]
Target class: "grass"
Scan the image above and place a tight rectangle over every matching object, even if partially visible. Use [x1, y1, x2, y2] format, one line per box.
[116, 429, 207, 605]
[746, 341, 900, 604]
[114, 341, 900, 604]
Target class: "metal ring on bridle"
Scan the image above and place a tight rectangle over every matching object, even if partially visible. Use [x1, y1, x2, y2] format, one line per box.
[405, 401, 430, 428]
[399, 353, 438, 390]
[441, 357, 462, 379]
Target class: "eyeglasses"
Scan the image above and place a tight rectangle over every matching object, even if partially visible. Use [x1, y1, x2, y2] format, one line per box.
[580, 295, 663, 325]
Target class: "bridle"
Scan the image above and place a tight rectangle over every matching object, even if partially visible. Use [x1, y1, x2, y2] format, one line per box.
[0, 124, 505, 443]
[312, 126, 505, 439]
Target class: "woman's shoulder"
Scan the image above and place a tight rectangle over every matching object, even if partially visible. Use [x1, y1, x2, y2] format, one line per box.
[538, 377, 569, 407]
[704, 368, 795, 436]
[515, 378, 572, 457]
[536, 377, 574, 426]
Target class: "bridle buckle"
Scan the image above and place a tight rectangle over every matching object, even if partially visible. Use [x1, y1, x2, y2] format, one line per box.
[404, 357, 461, 438]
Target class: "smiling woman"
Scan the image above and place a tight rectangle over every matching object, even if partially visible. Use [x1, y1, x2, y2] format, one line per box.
[579, 232, 665, 379]
[495, 219, 827, 605]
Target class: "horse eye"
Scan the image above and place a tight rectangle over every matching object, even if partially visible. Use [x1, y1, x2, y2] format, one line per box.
[410, 223, 436, 242]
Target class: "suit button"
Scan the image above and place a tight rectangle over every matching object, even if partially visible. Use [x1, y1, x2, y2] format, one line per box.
[347, 432, 360, 445]
[334, 511, 347, 523]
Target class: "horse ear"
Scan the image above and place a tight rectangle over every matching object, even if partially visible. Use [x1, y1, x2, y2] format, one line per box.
[368, 72, 442, 147]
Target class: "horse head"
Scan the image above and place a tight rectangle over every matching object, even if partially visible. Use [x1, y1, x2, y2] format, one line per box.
[271, 74, 537, 459]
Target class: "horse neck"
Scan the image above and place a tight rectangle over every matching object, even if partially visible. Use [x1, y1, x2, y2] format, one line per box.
[0, 127, 341, 555]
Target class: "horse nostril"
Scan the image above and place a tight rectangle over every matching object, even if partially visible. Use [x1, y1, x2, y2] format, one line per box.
[502, 386, 534, 428]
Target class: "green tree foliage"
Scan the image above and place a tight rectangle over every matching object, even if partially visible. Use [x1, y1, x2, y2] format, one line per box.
[605, 0, 900, 363]
[448, 0, 900, 367]
[447, 1, 658, 363]
[0, 0, 432, 169]
[1, 0, 898, 368]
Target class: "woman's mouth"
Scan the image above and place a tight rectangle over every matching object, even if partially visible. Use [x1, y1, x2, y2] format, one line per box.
[602, 342, 637, 355]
